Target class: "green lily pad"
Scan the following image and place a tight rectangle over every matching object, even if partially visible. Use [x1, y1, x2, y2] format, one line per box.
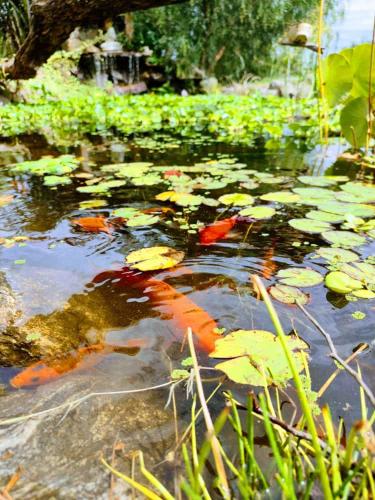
[218, 193, 254, 206]
[210, 329, 308, 386]
[292, 187, 334, 201]
[112, 207, 140, 218]
[340, 182, 375, 203]
[260, 191, 301, 204]
[352, 289, 375, 299]
[319, 202, 375, 218]
[288, 218, 332, 234]
[325, 271, 363, 294]
[306, 210, 344, 224]
[276, 267, 323, 287]
[132, 174, 161, 186]
[298, 176, 344, 187]
[77, 180, 126, 194]
[238, 206, 275, 219]
[269, 284, 309, 305]
[315, 247, 359, 263]
[126, 214, 159, 227]
[43, 175, 72, 186]
[12, 155, 79, 176]
[79, 199, 108, 209]
[322, 230, 366, 248]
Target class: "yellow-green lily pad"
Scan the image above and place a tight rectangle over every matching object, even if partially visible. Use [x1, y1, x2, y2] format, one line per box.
[239, 206, 275, 219]
[288, 218, 332, 234]
[260, 191, 301, 204]
[269, 284, 309, 305]
[218, 193, 254, 206]
[322, 230, 366, 248]
[126, 246, 184, 271]
[277, 267, 323, 287]
[210, 329, 309, 386]
[325, 271, 363, 294]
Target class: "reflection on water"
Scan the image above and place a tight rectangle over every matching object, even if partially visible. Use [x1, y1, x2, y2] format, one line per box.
[0, 134, 374, 496]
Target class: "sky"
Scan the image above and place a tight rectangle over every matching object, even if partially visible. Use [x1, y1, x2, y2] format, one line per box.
[328, 0, 374, 51]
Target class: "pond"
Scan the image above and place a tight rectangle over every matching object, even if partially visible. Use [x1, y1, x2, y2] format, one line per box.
[0, 133, 374, 497]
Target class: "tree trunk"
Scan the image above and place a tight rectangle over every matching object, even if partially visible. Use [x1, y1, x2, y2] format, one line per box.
[5, 0, 186, 79]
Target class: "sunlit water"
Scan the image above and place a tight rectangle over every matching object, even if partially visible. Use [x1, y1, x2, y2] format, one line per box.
[0, 134, 374, 497]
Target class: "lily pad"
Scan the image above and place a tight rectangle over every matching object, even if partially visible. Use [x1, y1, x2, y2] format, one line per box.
[276, 268, 323, 287]
[292, 187, 334, 201]
[126, 214, 159, 227]
[325, 271, 363, 294]
[340, 182, 375, 203]
[79, 199, 108, 209]
[322, 230, 366, 248]
[319, 202, 375, 218]
[260, 191, 301, 204]
[112, 207, 140, 218]
[218, 193, 254, 206]
[298, 176, 344, 187]
[126, 246, 184, 271]
[43, 175, 72, 186]
[269, 285, 309, 305]
[210, 329, 308, 386]
[238, 206, 275, 219]
[315, 247, 359, 263]
[77, 180, 126, 194]
[306, 210, 344, 224]
[352, 289, 375, 299]
[288, 218, 332, 234]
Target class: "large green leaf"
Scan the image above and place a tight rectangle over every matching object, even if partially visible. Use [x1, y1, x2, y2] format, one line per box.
[340, 97, 368, 148]
[210, 329, 308, 386]
[288, 218, 332, 234]
[321, 53, 353, 107]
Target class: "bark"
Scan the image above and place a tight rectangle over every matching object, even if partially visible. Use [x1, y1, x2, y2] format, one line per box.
[5, 0, 186, 80]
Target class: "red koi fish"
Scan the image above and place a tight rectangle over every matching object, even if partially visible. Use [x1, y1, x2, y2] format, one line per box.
[199, 216, 237, 245]
[10, 340, 144, 388]
[93, 267, 221, 353]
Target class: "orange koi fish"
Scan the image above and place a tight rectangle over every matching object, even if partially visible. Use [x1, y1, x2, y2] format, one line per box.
[10, 340, 144, 388]
[71, 216, 112, 234]
[199, 216, 237, 245]
[261, 246, 277, 280]
[93, 267, 220, 353]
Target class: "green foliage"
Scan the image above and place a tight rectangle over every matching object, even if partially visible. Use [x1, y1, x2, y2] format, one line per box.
[321, 43, 374, 148]
[131, 0, 322, 80]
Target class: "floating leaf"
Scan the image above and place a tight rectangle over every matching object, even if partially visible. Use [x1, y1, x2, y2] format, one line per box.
[43, 175, 72, 186]
[239, 206, 275, 219]
[126, 246, 184, 271]
[79, 199, 108, 209]
[306, 210, 344, 224]
[71, 216, 111, 234]
[298, 176, 343, 187]
[210, 329, 308, 386]
[352, 289, 375, 299]
[288, 218, 332, 234]
[319, 201, 375, 218]
[112, 207, 140, 218]
[77, 180, 126, 194]
[276, 268, 323, 287]
[292, 187, 334, 201]
[132, 174, 161, 186]
[352, 311, 366, 320]
[325, 271, 363, 294]
[322, 230, 366, 248]
[269, 284, 309, 305]
[126, 214, 159, 227]
[260, 191, 300, 204]
[218, 193, 254, 206]
[315, 247, 359, 263]
[12, 155, 79, 176]
[340, 182, 375, 203]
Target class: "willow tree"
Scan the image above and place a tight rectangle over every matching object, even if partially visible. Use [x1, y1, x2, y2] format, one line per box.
[132, 0, 325, 80]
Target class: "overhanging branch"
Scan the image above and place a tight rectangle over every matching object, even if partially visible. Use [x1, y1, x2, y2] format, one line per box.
[4, 0, 186, 80]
